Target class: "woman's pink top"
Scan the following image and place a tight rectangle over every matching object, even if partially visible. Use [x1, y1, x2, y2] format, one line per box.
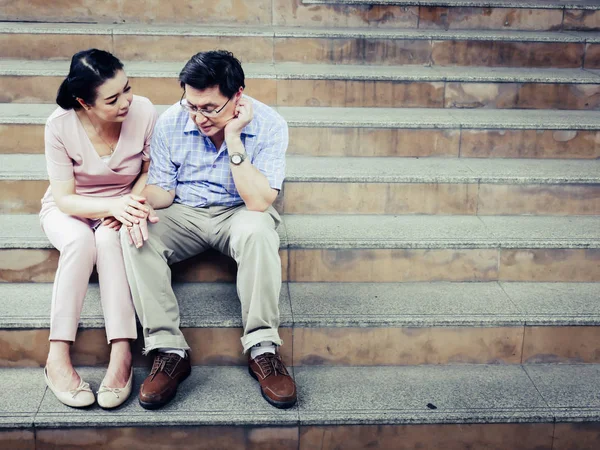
[40, 95, 158, 218]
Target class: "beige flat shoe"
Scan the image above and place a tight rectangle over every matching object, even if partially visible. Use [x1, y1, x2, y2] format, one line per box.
[44, 367, 95, 408]
[97, 369, 133, 409]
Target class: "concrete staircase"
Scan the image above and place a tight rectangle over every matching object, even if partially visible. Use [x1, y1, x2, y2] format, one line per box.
[1, 0, 600, 448]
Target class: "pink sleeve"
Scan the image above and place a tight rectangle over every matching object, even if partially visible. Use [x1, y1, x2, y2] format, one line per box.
[142, 104, 159, 162]
[44, 120, 74, 181]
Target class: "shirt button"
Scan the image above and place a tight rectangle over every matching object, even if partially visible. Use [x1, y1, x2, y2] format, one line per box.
[212, 164, 217, 168]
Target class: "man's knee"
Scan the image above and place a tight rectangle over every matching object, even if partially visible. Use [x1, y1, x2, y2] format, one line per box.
[231, 211, 277, 243]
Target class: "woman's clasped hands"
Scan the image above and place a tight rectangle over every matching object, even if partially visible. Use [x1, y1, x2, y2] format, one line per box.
[110, 194, 149, 227]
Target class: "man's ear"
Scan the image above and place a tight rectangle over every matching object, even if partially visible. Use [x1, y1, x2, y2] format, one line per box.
[235, 86, 244, 101]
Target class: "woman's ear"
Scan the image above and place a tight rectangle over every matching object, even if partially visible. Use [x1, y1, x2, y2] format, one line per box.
[76, 97, 90, 110]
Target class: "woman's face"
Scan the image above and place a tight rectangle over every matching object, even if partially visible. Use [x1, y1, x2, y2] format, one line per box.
[84, 70, 133, 122]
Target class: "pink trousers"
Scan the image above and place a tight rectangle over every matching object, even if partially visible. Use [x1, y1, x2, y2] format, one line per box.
[41, 207, 137, 343]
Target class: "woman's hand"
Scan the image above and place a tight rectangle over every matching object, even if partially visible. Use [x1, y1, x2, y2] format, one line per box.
[101, 216, 122, 231]
[109, 194, 149, 227]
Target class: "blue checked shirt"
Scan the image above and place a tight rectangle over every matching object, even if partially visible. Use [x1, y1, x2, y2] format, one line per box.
[147, 95, 288, 207]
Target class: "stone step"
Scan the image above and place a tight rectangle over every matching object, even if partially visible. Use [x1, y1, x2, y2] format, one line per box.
[0, 22, 597, 68]
[1, 281, 599, 368]
[2, 104, 600, 158]
[1, 364, 599, 449]
[3, 60, 600, 110]
[2, 154, 600, 215]
[3, 0, 599, 32]
[301, 0, 600, 31]
[303, 0, 600, 6]
[1, 214, 599, 283]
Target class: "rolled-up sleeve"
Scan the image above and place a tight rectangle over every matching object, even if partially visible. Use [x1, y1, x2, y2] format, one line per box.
[44, 121, 74, 181]
[147, 124, 178, 192]
[252, 117, 288, 190]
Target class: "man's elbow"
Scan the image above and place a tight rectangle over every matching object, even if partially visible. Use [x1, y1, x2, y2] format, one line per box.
[244, 190, 278, 212]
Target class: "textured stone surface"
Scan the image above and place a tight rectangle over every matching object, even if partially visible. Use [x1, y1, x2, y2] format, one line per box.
[477, 184, 600, 215]
[419, 6, 563, 31]
[289, 282, 520, 327]
[287, 128, 461, 157]
[0, 368, 46, 428]
[301, 0, 600, 8]
[525, 364, 600, 420]
[293, 327, 523, 365]
[36, 426, 299, 450]
[500, 282, 600, 325]
[289, 248, 500, 282]
[0, 124, 44, 154]
[565, 9, 600, 30]
[460, 129, 600, 159]
[431, 41, 585, 68]
[585, 44, 600, 69]
[0, 282, 292, 328]
[479, 215, 600, 248]
[5, 213, 599, 250]
[283, 182, 479, 214]
[284, 214, 600, 249]
[295, 365, 552, 424]
[499, 249, 600, 282]
[552, 422, 600, 450]
[0, 430, 35, 450]
[522, 327, 600, 364]
[0, 0, 273, 25]
[14, 154, 600, 184]
[274, 0, 419, 29]
[299, 423, 554, 450]
[0, 248, 287, 283]
[34, 366, 299, 427]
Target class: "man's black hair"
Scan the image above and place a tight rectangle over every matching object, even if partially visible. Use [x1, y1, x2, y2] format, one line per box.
[179, 50, 245, 98]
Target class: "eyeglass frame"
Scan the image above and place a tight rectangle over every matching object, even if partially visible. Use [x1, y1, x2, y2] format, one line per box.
[179, 89, 232, 118]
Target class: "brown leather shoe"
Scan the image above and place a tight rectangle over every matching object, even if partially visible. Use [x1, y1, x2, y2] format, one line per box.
[248, 352, 297, 409]
[139, 352, 191, 410]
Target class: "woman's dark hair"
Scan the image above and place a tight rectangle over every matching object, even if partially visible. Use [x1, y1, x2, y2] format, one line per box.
[179, 50, 245, 98]
[56, 49, 124, 110]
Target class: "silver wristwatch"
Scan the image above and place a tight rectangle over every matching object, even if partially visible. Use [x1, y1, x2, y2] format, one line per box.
[229, 152, 247, 166]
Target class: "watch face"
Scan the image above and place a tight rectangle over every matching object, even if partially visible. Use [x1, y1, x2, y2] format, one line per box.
[231, 154, 242, 164]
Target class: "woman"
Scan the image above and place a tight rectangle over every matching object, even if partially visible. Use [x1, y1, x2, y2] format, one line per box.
[40, 49, 157, 409]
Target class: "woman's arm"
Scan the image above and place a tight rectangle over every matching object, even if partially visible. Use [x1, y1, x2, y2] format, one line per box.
[51, 177, 148, 227]
[130, 160, 150, 195]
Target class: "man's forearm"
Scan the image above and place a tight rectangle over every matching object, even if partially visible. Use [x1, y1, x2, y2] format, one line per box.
[227, 137, 277, 211]
[141, 183, 175, 210]
[131, 173, 148, 196]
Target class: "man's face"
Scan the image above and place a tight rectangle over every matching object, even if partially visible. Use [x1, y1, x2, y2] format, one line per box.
[182, 84, 242, 138]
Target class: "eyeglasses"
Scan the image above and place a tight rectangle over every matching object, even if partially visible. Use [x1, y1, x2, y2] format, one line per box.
[179, 91, 231, 118]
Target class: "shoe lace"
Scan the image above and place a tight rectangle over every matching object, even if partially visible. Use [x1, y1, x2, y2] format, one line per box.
[70, 381, 92, 399]
[257, 353, 289, 378]
[149, 354, 180, 381]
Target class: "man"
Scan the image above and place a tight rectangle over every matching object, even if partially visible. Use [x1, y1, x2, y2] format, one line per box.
[120, 50, 296, 410]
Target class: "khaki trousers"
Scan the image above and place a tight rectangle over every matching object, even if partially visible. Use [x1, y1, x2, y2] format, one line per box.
[120, 202, 283, 354]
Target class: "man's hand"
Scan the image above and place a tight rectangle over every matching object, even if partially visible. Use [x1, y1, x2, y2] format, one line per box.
[125, 205, 159, 248]
[101, 216, 121, 231]
[224, 97, 253, 143]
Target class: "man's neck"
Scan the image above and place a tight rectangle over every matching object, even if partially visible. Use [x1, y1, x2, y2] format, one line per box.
[209, 131, 226, 151]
